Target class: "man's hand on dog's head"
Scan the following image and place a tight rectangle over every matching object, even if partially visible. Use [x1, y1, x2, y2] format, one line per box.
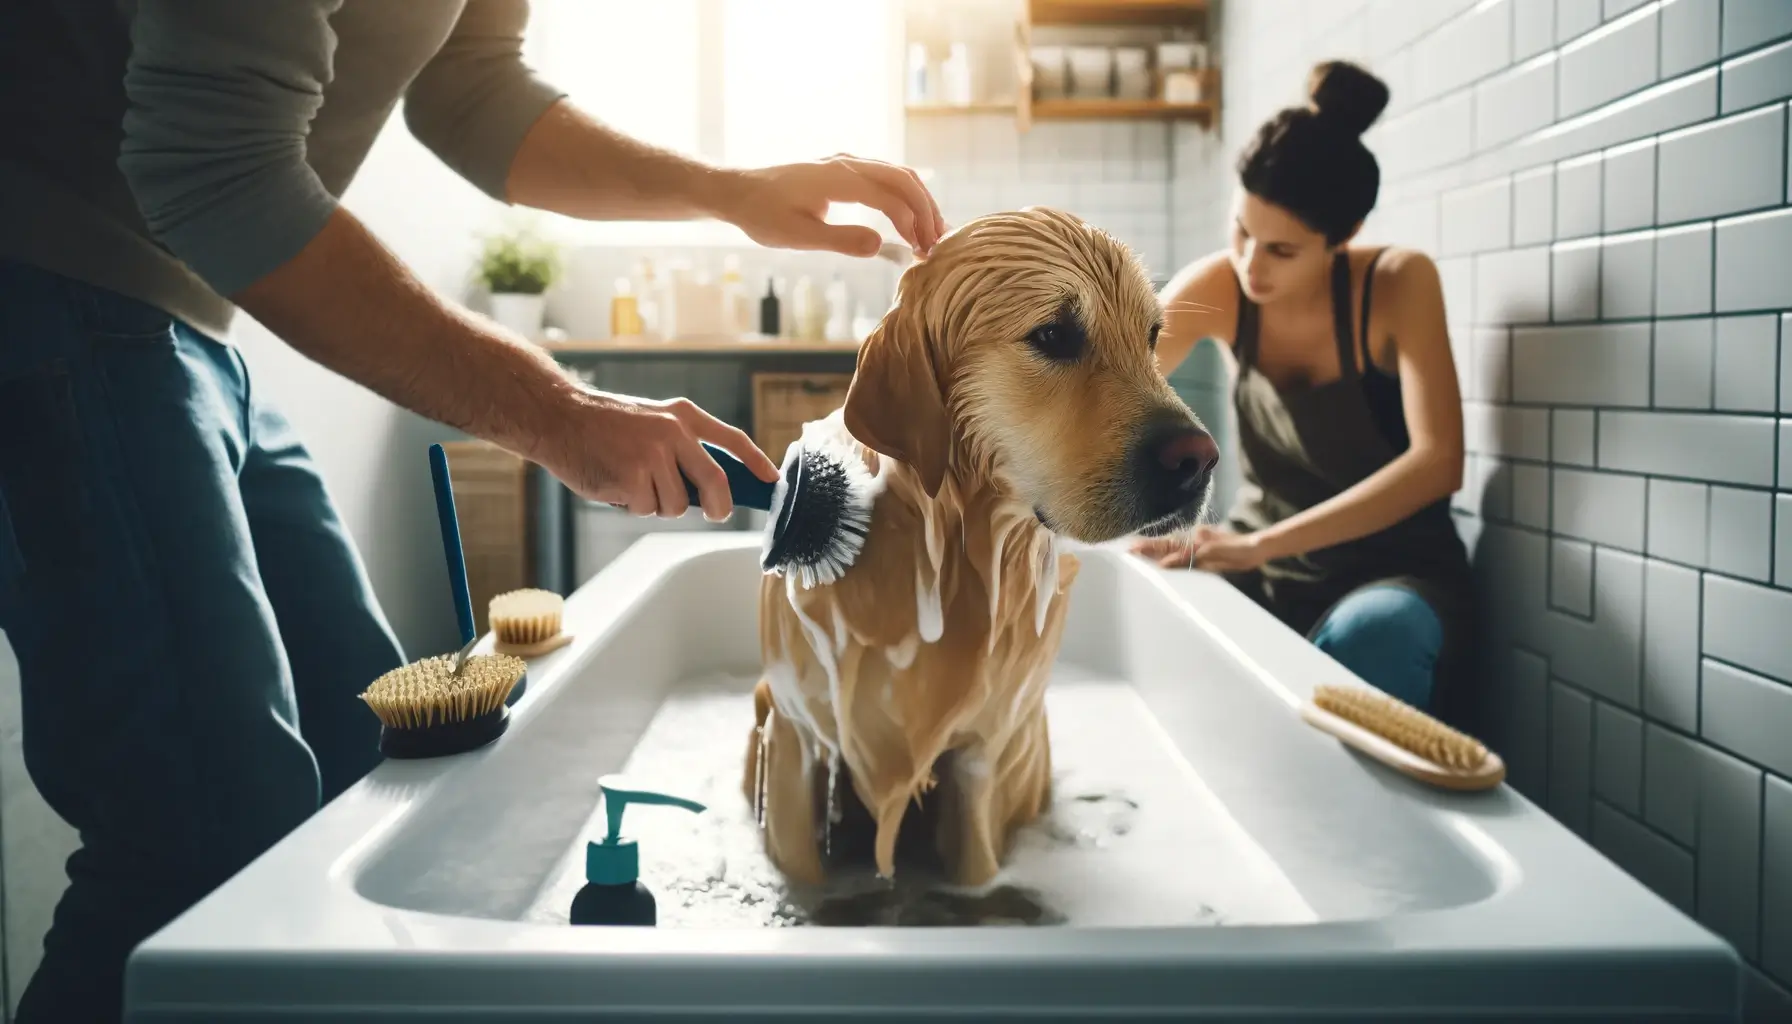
[710, 154, 947, 260]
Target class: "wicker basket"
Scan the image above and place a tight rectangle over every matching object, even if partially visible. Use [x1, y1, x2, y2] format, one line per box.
[750, 372, 854, 465]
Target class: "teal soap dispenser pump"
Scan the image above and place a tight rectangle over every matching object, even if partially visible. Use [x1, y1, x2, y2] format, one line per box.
[571, 775, 706, 926]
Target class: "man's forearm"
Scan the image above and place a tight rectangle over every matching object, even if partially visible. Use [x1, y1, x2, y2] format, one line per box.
[233, 206, 576, 462]
[503, 99, 734, 222]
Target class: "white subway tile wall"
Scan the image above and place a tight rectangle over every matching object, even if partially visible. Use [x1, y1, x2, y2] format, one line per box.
[1174, 0, 1792, 1005]
[838, 7, 1767, 1017]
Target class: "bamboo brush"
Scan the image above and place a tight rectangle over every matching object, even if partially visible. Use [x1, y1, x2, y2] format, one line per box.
[361, 652, 526, 759]
[489, 587, 572, 657]
[1299, 683, 1505, 791]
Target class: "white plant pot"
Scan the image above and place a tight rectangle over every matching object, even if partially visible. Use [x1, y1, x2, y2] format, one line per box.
[490, 293, 546, 339]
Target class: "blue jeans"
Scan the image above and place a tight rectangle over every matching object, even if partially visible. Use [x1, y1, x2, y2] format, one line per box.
[1309, 583, 1444, 710]
[0, 260, 404, 1023]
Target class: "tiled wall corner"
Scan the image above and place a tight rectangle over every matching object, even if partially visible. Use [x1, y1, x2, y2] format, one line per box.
[1182, 0, 1792, 1001]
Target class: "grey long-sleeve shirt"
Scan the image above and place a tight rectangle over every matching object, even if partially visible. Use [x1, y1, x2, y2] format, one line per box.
[0, 0, 567, 340]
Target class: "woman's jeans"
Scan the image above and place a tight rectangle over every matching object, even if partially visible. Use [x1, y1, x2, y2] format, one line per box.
[1309, 583, 1444, 710]
[0, 259, 405, 1023]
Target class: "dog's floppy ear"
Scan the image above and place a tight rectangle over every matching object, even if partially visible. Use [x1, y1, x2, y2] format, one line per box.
[843, 302, 951, 499]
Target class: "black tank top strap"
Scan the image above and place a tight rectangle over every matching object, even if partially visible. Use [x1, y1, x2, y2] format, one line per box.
[1233, 266, 1261, 369]
[1354, 247, 1411, 453]
[1358, 247, 1389, 373]
[1328, 252, 1358, 381]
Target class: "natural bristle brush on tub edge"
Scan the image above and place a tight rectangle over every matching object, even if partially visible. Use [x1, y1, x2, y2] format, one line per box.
[361, 652, 525, 759]
[489, 588, 572, 657]
[1300, 684, 1505, 791]
[355, 443, 531, 760]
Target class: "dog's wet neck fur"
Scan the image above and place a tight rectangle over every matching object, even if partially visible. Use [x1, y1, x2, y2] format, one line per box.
[863, 443, 1064, 638]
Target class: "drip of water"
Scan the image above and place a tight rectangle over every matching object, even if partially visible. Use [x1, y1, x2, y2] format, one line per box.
[1035, 532, 1061, 636]
[754, 724, 768, 830]
[824, 752, 841, 857]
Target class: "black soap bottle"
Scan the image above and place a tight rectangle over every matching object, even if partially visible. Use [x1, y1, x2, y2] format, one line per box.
[759, 275, 781, 337]
[570, 774, 706, 926]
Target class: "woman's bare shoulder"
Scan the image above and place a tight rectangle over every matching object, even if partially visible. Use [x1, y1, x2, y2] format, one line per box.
[1362, 245, 1442, 295]
[1159, 251, 1238, 339]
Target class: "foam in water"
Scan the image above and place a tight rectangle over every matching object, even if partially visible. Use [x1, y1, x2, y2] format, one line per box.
[521, 668, 1317, 929]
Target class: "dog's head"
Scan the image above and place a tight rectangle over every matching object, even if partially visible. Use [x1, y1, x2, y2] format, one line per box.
[843, 207, 1217, 542]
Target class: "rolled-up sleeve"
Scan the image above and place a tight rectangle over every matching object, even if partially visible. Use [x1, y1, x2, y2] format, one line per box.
[118, 1, 344, 297]
[403, 0, 567, 201]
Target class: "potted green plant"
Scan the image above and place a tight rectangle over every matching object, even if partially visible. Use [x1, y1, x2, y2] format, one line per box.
[476, 226, 563, 339]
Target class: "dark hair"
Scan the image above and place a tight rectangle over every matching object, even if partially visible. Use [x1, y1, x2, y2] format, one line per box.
[1236, 61, 1390, 246]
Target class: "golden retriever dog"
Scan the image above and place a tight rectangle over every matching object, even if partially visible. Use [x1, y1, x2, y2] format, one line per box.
[743, 207, 1218, 889]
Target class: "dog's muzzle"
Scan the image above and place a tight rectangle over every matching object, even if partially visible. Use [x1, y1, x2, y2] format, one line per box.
[1129, 415, 1218, 534]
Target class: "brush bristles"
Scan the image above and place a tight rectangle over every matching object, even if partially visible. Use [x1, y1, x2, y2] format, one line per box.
[1313, 684, 1490, 771]
[489, 588, 563, 645]
[361, 654, 526, 730]
[766, 438, 879, 589]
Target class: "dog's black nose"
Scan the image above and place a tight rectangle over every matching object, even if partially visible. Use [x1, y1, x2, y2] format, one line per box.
[1152, 425, 1219, 493]
[1131, 417, 1220, 527]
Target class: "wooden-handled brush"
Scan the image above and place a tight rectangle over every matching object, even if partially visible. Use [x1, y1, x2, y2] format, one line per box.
[1300, 684, 1505, 791]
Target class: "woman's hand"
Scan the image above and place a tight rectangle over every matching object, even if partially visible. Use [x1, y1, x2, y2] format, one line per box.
[1130, 525, 1271, 574]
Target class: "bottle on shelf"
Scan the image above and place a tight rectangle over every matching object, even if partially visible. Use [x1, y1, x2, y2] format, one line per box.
[824, 274, 850, 341]
[759, 275, 781, 338]
[609, 277, 643, 337]
[634, 258, 660, 337]
[720, 254, 751, 334]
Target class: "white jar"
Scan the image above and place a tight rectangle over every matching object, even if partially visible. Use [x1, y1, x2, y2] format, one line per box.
[1163, 69, 1202, 105]
[1114, 47, 1150, 99]
[1067, 46, 1113, 99]
[1031, 46, 1068, 99]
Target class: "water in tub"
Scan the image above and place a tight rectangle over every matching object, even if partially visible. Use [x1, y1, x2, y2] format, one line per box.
[523, 667, 1317, 928]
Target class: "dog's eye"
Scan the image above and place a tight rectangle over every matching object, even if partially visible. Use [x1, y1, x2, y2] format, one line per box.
[1026, 312, 1085, 363]
[1148, 323, 1161, 350]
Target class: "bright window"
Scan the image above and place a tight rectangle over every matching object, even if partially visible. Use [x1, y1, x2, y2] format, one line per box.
[520, 0, 904, 245]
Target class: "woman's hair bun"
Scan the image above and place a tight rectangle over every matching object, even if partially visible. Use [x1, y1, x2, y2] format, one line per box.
[1307, 60, 1389, 136]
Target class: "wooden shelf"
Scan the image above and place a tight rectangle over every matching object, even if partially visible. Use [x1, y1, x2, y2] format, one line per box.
[906, 102, 1020, 116]
[542, 336, 861, 356]
[1028, 0, 1206, 26]
[1033, 98, 1212, 123]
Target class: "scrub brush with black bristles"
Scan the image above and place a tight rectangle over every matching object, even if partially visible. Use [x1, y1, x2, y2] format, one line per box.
[682, 436, 876, 589]
[361, 652, 526, 759]
[1300, 683, 1505, 791]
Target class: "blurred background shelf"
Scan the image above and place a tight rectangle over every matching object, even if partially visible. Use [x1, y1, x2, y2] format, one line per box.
[903, 0, 1219, 133]
[1027, 0, 1209, 26]
[905, 101, 1021, 116]
[1031, 98, 1212, 122]
[906, 97, 1212, 124]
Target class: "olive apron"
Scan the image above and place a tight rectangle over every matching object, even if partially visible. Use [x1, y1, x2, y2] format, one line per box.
[1222, 250, 1477, 718]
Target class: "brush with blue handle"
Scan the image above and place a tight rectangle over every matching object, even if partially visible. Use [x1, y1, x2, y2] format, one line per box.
[429, 443, 527, 703]
[684, 438, 876, 590]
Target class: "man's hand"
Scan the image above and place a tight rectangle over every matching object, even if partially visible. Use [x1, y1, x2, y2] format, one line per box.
[232, 210, 784, 523]
[711, 155, 947, 259]
[505, 103, 947, 259]
[542, 390, 780, 521]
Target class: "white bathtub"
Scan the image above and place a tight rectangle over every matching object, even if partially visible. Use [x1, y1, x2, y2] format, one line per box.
[124, 533, 1741, 1022]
